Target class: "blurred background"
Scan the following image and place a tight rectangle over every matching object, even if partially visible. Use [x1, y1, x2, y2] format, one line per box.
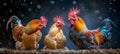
[0, 0, 120, 50]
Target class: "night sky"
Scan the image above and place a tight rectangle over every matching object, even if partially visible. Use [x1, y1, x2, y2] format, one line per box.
[0, 0, 120, 50]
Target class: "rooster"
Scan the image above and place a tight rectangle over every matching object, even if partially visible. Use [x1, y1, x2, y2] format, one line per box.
[44, 16, 67, 50]
[6, 15, 47, 50]
[68, 7, 116, 49]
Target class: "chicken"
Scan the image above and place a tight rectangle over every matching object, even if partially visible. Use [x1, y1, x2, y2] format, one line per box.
[68, 7, 116, 49]
[6, 15, 47, 50]
[69, 29, 88, 49]
[44, 16, 67, 50]
[6, 15, 24, 41]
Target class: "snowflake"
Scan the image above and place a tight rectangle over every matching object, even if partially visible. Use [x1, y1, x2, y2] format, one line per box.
[24, 0, 26, 2]
[94, 10, 99, 14]
[113, 0, 116, 2]
[109, 7, 112, 10]
[50, 0, 55, 4]
[9, 9, 12, 13]
[3, 19, 5, 22]
[30, 2, 33, 4]
[3, 2, 7, 6]
[98, 16, 103, 20]
[73, 1, 77, 5]
[113, 9, 116, 13]
[109, 2, 112, 5]
[28, 8, 32, 12]
[21, 14, 25, 17]
[62, 7, 65, 10]
[37, 5, 41, 9]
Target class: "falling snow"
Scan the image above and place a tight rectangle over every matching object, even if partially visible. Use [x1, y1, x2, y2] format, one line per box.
[73, 1, 77, 5]
[98, 16, 103, 21]
[28, 8, 32, 12]
[9, 9, 12, 13]
[21, 14, 25, 17]
[113, 9, 116, 13]
[50, 0, 55, 4]
[37, 5, 41, 9]
[2, 19, 5, 22]
[30, 2, 33, 4]
[109, 1, 112, 5]
[3, 2, 7, 6]
[94, 10, 99, 14]
[62, 7, 65, 10]
[109, 7, 112, 10]
[21, 3, 27, 7]
[23, 0, 26, 2]
[113, 0, 116, 2]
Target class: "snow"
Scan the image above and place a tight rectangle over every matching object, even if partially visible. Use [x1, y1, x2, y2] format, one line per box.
[113, 0, 116, 2]
[62, 7, 65, 10]
[98, 16, 103, 20]
[37, 5, 41, 9]
[50, 0, 55, 4]
[28, 8, 32, 12]
[109, 7, 112, 10]
[94, 10, 99, 14]
[24, 0, 26, 2]
[30, 2, 33, 4]
[73, 1, 77, 5]
[3, 2, 7, 6]
[21, 14, 25, 17]
[9, 9, 12, 13]
[109, 2, 112, 5]
[113, 9, 116, 13]
[2, 19, 5, 22]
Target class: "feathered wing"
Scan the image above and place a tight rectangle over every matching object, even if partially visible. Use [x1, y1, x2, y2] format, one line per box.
[56, 30, 67, 49]
[21, 33, 38, 50]
[69, 29, 87, 49]
[35, 30, 42, 43]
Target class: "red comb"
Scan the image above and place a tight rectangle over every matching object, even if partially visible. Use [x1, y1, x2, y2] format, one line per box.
[40, 16, 47, 24]
[53, 16, 64, 24]
[68, 7, 80, 19]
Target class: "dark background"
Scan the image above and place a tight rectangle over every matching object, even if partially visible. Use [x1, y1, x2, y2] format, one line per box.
[0, 0, 120, 50]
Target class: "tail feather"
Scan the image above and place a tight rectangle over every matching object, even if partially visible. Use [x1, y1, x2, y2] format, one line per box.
[6, 15, 22, 30]
[99, 18, 116, 47]
[100, 18, 116, 31]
